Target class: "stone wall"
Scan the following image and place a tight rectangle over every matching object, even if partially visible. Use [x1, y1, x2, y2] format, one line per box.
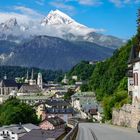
[112, 104, 140, 128]
[112, 104, 131, 127]
[131, 105, 140, 128]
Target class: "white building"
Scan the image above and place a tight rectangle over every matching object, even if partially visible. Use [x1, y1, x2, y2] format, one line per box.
[0, 124, 39, 140]
[72, 75, 78, 81]
[128, 45, 140, 104]
[62, 74, 68, 84]
[37, 72, 43, 89]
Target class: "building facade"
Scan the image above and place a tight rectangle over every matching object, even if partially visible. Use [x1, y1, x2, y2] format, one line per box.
[0, 79, 18, 95]
[112, 45, 140, 128]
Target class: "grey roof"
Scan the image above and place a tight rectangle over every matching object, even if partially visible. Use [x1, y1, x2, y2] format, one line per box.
[55, 92, 65, 95]
[41, 116, 66, 126]
[22, 123, 40, 130]
[45, 99, 70, 107]
[34, 99, 70, 108]
[46, 108, 76, 114]
[0, 124, 26, 134]
[0, 79, 18, 87]
[128, 45, 140, 64]
[18, 84, 41, 93]
[82, 103, 98, 113]
[19, 129, 65, 140]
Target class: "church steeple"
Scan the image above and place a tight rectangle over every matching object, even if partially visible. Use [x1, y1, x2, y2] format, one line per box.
[4, 74, 7, 80]
[26, 70, 29, 80]
[62, 74, 68, 84]
[25, 70, 29, 83]
[29, 69, 36, 85]
[31, 69, 34, 80]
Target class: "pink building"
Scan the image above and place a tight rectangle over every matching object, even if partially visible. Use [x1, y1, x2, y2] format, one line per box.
[39, 116, 66, 130]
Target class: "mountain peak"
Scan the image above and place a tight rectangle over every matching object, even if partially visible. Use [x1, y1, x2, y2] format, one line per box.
[41, 9, 75, 26]
[4, 18, 18, 27]
[0, 18, 19, 30]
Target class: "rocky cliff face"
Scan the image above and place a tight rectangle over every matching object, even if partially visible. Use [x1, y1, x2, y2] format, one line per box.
[2, 36, 114, 70]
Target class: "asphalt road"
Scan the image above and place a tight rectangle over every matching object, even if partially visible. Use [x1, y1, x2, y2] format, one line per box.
[76, 123, 140, 140]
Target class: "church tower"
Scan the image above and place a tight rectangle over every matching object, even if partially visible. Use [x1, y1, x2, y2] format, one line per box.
[25, 70, 29, 83]
[37, 72, 43, 89]
[4, 74, 7, 80]
[62, 74, 68, 84]
[29, 69, 36, 85]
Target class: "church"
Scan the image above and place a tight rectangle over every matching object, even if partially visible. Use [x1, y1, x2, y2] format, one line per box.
[0, 75, 18, 96]
[17, 70, 43, 96]
[0, 70, 44, 96]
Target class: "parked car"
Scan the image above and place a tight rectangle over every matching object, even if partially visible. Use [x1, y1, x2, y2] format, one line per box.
[137, 121, 140, 133]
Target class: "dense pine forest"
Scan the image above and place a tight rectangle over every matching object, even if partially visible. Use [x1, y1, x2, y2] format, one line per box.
[0, 66, 64, 82]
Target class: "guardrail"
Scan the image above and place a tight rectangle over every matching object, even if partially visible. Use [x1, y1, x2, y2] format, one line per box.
[63, 119, 79, 140]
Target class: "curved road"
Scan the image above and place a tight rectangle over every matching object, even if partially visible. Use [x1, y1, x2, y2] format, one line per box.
[76, 123, 140, 140]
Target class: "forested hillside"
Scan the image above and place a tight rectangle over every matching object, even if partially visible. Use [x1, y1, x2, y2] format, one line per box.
[68, 39, 134, 120]
[89, 40, 132, 120]
[67, 61, 95, 81]
[68, 10, 140, 120]
[0, 66, 64, 82]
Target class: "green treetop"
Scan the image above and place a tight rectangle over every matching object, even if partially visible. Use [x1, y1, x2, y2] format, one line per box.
[136, 9, 140, 47]
[0, 97, 39, 125]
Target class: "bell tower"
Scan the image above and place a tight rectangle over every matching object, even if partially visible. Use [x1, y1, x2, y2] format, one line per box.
[37, 72, 43, 89]
[29, 69, 36, 85]
[25, 70, 29, 83]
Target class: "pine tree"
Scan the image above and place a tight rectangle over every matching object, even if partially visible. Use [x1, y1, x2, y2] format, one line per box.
[137, 9, 140, 40]
[136, 9, 140, 52]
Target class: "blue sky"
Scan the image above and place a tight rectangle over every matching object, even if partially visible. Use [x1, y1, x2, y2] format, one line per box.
[0, 0, 139, 39]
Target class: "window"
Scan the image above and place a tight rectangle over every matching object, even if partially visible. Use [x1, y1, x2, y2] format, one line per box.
[129, 79, 134, 86]
[134, 73, 138, 86]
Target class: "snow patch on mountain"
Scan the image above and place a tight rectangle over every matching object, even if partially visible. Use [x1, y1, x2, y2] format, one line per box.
[41, 9, 94, 36]
[0, 9, 124, 48]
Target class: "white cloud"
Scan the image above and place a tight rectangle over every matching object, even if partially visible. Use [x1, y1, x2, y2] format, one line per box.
[0, 12, 31, 24]
[109, 0, 140, 7]
[35, 0, 45, 6]
[0, 6, 44, 25]
[135, 0, 140, 3]
[77, 0, 102, 6]
[14, 6, 44, 19]
[50, 1, 75, 11]
[60, 0, 102, 6]
[109, 0, 122, 7]
[94, 28, 106, 33]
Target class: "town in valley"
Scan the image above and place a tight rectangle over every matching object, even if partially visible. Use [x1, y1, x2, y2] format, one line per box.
[0, 1, 140, 140]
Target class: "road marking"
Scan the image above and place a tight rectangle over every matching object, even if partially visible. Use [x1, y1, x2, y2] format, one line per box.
[89, 128, 98, 140]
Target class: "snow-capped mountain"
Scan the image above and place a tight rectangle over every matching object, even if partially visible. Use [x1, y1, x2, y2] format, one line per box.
[0, 18, 28, 32]
[0, 9, 125, 70]
[0, 9, 124, 48]
[41, 9, 76, 25]
[0, 18, 18, 30]
[41, 9, 94, 36]
[40, 10, 124, 48]
[0, 18, 29, 43]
